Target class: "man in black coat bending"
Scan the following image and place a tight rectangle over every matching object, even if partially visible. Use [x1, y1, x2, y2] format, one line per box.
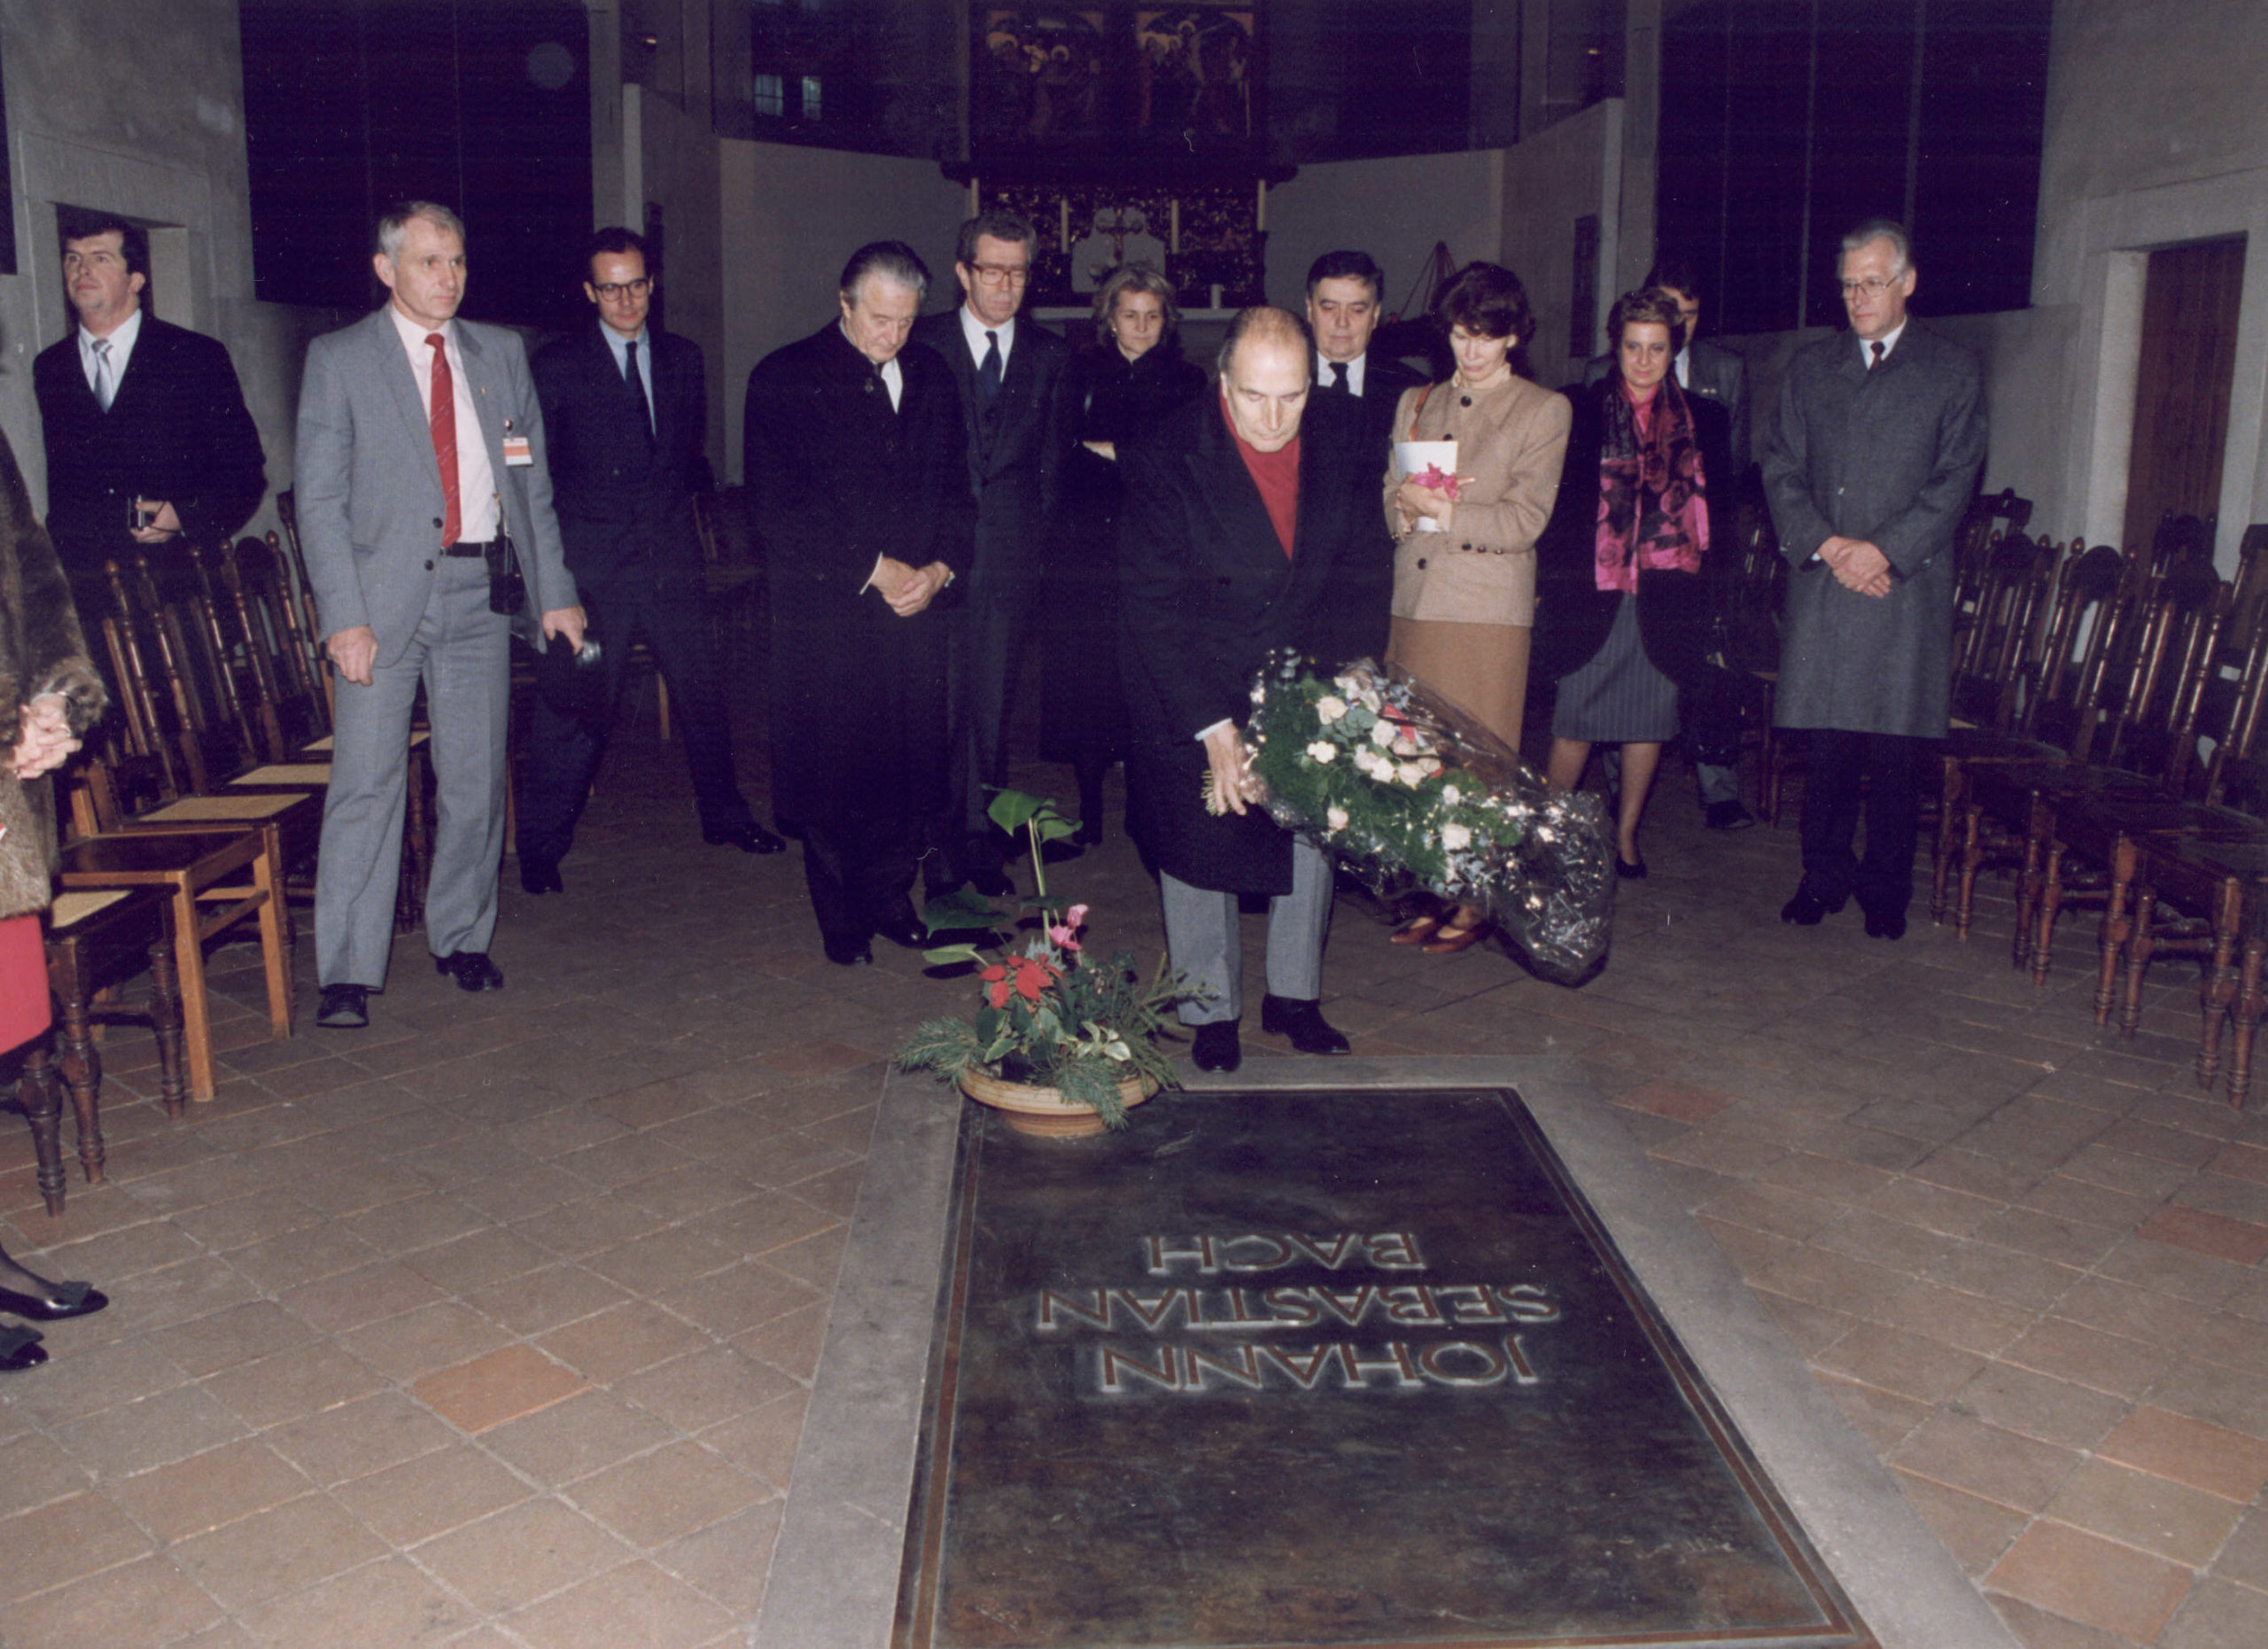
[912, 211, 1073, 895]
[747, 243, 975, 966]
[519, 227, 782, 892]
[34, 213, 265, 614]
[1120, 307, 1371, 1073]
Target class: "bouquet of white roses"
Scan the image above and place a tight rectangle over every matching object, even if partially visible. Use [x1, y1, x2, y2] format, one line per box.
[1239, 651, 1617, 982]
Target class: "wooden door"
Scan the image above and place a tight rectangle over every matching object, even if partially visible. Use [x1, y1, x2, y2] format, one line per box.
[2124, 237, 2246, 556]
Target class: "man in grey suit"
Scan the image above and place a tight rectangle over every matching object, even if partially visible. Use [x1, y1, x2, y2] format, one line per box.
[297, 202, 584, 1028]
[1583, 258, 1754, 828]
[1764, 219, 1985, 941]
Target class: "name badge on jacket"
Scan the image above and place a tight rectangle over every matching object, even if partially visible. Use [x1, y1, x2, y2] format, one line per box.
[502, 436, 533, 467]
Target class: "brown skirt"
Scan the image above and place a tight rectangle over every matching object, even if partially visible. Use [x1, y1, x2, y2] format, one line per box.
[1385, 617, 1532, 751]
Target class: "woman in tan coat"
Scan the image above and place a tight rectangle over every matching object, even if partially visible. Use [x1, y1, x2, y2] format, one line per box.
[1383, 262, 1571, 953]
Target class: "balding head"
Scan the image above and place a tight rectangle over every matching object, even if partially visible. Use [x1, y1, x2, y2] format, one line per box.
[1217, 307, 1312, 453]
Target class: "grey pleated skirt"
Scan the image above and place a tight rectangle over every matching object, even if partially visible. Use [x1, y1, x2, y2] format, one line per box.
[1550, 595, 1680, 742]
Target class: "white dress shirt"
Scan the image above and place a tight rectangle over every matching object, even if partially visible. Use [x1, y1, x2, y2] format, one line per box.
[959, 306, 1015, 374]
[1860, 319, 1909, 369]
[81, 305, 144, 401]
[390, 305, 500, 542]
[1316, 352, 1366, 396]
[600, 323, 655, 435]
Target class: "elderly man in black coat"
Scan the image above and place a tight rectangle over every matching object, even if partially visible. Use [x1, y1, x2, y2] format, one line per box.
[1764, 219, 1986, 941]
[746, 243, 975, 966]
[1120, 307, 1375, 1073]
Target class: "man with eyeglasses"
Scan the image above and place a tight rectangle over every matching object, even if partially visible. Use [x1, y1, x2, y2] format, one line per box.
[518, 226, 783, 897]
[913, 210, 1073, 895]
[1764, 218, 1985, 941]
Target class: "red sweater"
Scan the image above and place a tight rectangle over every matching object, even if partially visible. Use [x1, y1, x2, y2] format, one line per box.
[1223, 394, 1300, 557]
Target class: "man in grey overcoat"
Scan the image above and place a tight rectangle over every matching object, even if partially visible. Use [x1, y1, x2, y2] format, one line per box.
[297, 202, 584, 1029]
[1763, 219, 1985, 940]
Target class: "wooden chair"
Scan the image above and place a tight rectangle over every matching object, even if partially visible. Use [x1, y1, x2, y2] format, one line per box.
[1953, 487, 2036, 618]
[17, 889, 188, 1215]
[1713, 487, 1792, 821]
[1931, 541, 2134, 936]
[2029, 585, 2268, 1015]
[2224, 891, 2268, 1111]
[1959, 561, 2228, 973]
[2147, 511, 2216, 579]
[54, 824, 290, 1103]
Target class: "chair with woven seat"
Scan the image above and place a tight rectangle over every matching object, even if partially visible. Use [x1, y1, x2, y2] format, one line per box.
[16, 888, 188, 1215]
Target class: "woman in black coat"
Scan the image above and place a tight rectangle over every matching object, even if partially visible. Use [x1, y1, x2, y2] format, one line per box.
[1534, 287, 1735, 875]
[1040, 263, 1207, 851]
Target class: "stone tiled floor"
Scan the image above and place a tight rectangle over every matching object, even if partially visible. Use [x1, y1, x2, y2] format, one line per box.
[3, 731, 2265, 1648]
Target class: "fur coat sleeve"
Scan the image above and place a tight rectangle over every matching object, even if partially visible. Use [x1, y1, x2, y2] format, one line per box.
[2, 425, 107, 920]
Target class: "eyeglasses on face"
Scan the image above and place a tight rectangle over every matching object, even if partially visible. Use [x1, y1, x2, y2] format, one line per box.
[594, 278, 653, 299]
[1838, 277, 1895, 299]
[970, 262, 1030, 286]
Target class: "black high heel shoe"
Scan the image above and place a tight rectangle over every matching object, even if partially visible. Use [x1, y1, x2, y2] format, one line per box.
[0, 1325, 48, 1372]
[0, 1280, 109, 1322]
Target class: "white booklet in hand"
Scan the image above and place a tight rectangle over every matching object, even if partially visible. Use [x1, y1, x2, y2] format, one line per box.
[1393, 439, 1457, 533]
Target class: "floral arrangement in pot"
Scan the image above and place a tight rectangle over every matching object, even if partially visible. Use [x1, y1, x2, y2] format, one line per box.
[896, 790, 1192, 1135]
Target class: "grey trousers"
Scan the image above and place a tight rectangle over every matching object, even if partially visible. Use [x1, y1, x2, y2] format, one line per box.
[316, 556, 511, 988]
[1159, 836, 1332, 1026]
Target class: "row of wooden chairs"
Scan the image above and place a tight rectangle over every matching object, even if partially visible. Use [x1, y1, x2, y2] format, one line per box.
[1933, 522, 2268, 1107]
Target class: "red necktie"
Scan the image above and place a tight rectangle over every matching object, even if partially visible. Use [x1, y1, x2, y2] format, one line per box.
[1868, 340, 1885, 371]
[426, 333, 462, 545]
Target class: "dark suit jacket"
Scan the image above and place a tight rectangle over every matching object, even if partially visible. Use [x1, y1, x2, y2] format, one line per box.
[1583, 337, 1749, 469]
[531, 323, 711, 586]
[745, 324, 974, 825]
[1119, 389, 1374, 894]
[34, 313, 266, 580]
[1533, 381, 1736, 693]
[911, 308, 1071, 583]
[1309, 350, 1426, 664]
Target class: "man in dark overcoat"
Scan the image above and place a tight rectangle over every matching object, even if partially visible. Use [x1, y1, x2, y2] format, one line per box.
[1764, 219, 1986, 940]
[1120, 307, 1374, 1073]
[745, 243, 974, 966]
[34, 213, 266, 616]
[519, 227, 781, 894]
[911, 211, 1073, 894]
[1304, 249, 1425, 666]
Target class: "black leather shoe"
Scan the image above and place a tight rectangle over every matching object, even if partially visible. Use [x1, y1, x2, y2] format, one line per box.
[874, 905, 929, 949]
[519, 859, 563, 895]
[1779, 889, 1846, 926]
[824, 936, 874, 967]
[1705, 799, 1756, 831]
[1862, 906, 1909, 940]
[1259, 994, 1350, 1055]
[1191, 1021, 1241, 1073]
[434, 952, 505, 992]
[1616, 856, 1649, 880]
[0, 1280, 108, 1322]
[0, 1326, 46, 1373]
[315, 984, 369, 1029]
[706, 823, 788, 855]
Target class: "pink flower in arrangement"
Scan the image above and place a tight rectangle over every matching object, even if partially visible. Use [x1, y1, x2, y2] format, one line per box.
[1047, 904, 1090, 952]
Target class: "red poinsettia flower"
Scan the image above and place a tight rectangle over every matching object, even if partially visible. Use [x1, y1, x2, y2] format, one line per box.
[980, 962, 1013, 1009]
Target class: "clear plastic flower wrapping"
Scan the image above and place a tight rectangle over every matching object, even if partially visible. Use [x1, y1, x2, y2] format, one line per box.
[1241, 651, 1618, 984]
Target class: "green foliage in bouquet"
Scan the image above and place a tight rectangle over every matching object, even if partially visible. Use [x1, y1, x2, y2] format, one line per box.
[1246, 668, 1521, 891]
[895, 789, 1192, 1129]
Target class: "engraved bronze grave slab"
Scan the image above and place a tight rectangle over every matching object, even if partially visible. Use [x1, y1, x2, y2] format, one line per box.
[894, 1088, 1874, 1649]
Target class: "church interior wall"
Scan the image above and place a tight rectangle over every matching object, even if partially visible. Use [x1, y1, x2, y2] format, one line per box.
[1262, 150, 1506, 333]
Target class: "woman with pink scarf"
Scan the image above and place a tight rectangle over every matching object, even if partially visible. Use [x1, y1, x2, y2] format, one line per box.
[1535, 287, 1736, 878]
